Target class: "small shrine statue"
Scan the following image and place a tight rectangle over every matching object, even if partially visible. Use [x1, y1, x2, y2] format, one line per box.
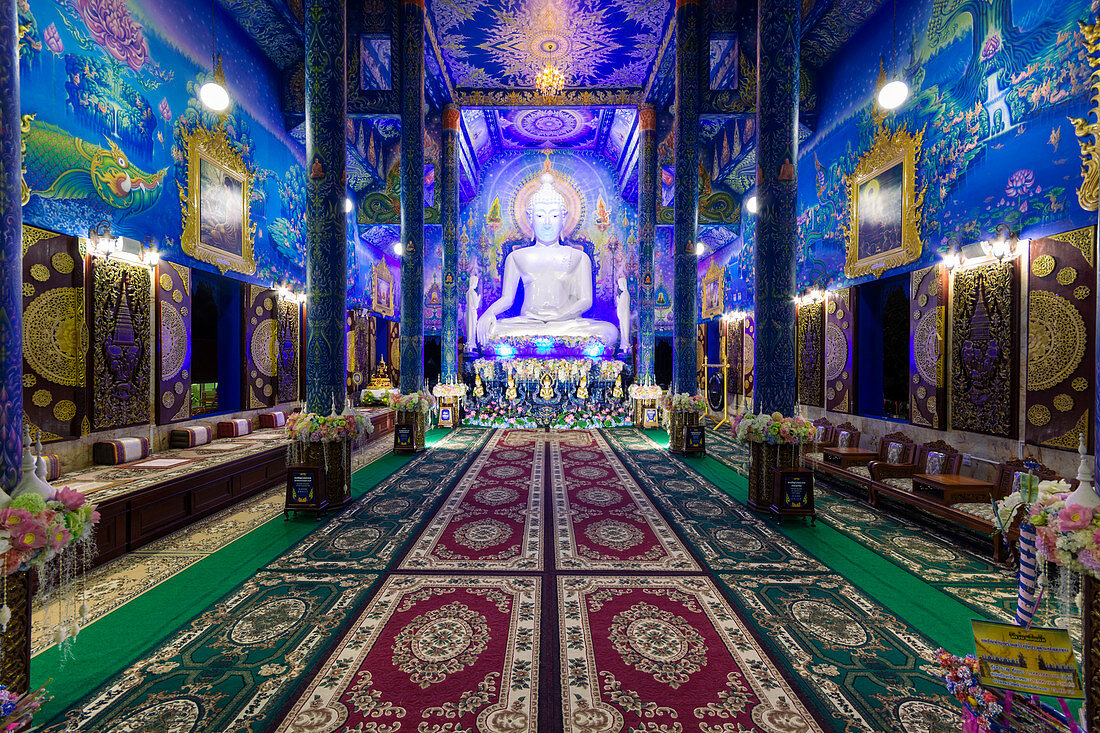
[539, 371, 555, 400]
[505, 372, 518, 401]
[367, 357, 394, 389]
[576, 373, 589, 400]
[474, 372, 485, 398]
[612, 374, 623, 399]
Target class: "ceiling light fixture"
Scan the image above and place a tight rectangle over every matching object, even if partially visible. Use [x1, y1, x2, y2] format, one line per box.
[535, 40, 566, 97]
[200, 0, 230, 112]
[877, 0, 909, 111]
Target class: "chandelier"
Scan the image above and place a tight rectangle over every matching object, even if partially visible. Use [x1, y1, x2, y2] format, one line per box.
[534, 39, 566, 97]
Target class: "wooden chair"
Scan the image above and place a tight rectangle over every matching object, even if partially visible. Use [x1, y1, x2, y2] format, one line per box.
[802, 418, 834, 468]
[869, 439, 962, 504]
[846, 430, 917, 492]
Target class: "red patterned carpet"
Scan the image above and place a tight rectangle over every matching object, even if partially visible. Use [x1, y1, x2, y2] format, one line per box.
[275, 429, 823, 732]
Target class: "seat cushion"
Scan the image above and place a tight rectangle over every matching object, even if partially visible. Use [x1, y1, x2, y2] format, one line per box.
[170, 426, 214, 449]
[258, 411, 288, 429]
[93, 437, 151, 465]
[955, 502, 996, 523]
[880, 477, 914, 492]
[848, 465, 871, 480]
[217, 419, 253, 438]
[837, 431, 853, 448]
[37, 454, 61, 482]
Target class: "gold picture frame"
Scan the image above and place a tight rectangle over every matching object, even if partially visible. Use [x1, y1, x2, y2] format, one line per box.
[372, 258, 394, 317]
[843, 121, 925, 279]
[701, 259, 725, 320]
[179, 122, 256, 275]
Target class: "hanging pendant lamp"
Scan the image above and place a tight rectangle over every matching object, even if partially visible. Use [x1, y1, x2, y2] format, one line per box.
[200, 0, 230, 111]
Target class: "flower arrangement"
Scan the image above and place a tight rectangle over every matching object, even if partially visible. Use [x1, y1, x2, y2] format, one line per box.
[466, 400, 538, 429]
[934, 649, 1003, 730]
[628, 383, 663, 400]
[285, 412, 374, 443]
[662, 392, 706, 413]
[731, 412, 815, 445]
[432, 382, 469, 399]
[997, 478, 1100, 579]
[0, 683, 48, 732]
[0, 486, 99, 577]
[388, 390, 437, 416]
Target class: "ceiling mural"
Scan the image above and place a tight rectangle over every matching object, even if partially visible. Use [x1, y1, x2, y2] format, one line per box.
[497, 109, 601, 148]
[427, 0, 673, 89]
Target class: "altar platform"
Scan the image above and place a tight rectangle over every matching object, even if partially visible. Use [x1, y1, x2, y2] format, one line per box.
[463, 356, 633, 427]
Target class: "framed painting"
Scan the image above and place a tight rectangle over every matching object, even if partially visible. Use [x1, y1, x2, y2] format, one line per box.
[372, 258, 394, 317]
[180, 122, 256, 275]
[701, 259, 724, 319]
[843, 121, 925, 279]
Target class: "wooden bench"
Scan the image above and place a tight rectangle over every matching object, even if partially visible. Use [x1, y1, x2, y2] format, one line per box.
[813, 429, 915, 501]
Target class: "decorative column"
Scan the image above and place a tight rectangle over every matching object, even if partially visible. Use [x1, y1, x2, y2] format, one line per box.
[0, 0, 28, 696]
[637, 104, 657, 384]
[753, 0, 799, 416]
[672, 0, 701, 395]
[440, 104, 459, 383]
[399, 0, 425, 392]
[0, 0, 20, 487]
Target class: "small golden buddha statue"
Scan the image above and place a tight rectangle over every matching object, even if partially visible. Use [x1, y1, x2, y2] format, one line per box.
[367, 357, 394, 389]
[576, 373, 589, 400]
[505, 372, 518, 400]
[612, 374, 623, 399]
[539, 372, 555, 400]
[474, 372, 485, 398]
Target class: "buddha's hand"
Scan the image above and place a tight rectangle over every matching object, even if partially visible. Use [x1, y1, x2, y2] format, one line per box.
[476, 312, 496, 345]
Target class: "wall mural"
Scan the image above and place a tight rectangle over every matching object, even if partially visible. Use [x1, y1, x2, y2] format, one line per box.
[824, 288, 854, 413]
[1025, 226, 1095, 451]
[796, 0, 1096, 294]
[22, 226, 87, 441]
[908, 264, 946, 429]
[951, 261, 1017, 438]
[92, 258, 151, 430]
[459, 151, 639, 341]
[243, 285, 277, 409]
[797, 301, 824, 408]
[20, 0, 306, 290]
[155, 261, 191, 424]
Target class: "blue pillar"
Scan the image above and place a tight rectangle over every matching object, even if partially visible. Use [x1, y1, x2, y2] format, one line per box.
[672, 0, 701, 395]
[1, 0, 23, 486]
[399, 0, 425, 393]
[304, 0, 347, 413]
[753, 0, 799, 416]
[637, 104, 657, 384]
[441, 104, 459, 383]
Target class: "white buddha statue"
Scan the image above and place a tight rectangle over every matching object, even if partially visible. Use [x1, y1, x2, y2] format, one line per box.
[475, 170, 620, 349]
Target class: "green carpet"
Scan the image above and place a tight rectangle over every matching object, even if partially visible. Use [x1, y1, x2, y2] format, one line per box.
[33, 431, 450, 722]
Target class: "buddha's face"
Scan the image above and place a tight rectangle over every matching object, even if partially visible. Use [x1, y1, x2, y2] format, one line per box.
[527, 200, 566, 245]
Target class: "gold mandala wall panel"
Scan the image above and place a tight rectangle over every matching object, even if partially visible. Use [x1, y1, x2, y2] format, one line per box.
[155, 261, 191, 425]
[797, 302, 824, 408]
[843, 122, 926, 279]
[909, 265, 946, 429]
[824, 288, 854, 413]
[244, 286, 276, 409]
[21, 225, 87, 441]
[1024, 227, 1095, 450]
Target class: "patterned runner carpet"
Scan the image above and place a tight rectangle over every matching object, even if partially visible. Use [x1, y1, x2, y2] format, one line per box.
[42, 427, 967, 732]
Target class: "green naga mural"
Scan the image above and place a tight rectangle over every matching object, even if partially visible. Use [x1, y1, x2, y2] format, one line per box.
[21, 116, 167, 215]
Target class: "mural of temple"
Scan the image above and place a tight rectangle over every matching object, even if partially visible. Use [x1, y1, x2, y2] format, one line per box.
[1, 0, 1099, 729]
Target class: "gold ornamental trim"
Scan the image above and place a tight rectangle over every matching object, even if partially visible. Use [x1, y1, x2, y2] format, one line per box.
[1071, 21, 1100, 212]
[843, 121, 926, 279]
[372, 258, 395, 318]
[178, 121, 257, 275]
[700, 259, 725, 320]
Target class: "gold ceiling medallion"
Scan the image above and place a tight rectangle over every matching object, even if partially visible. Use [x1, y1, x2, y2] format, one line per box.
[842, 117, 925, 279]
[179, 121, 257, 275]
[1071, 20, 1100, 212]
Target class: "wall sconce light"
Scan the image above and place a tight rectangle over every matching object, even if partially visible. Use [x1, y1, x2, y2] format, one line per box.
[141, 247, 160, 267]
[392, 241, 404, 256]
[745, 195, 758, 214]
[941, 243, 963, 271]
[345, 197, 354, 214]
[980, 227, 1026, 263]
[695, 241, 705, 256]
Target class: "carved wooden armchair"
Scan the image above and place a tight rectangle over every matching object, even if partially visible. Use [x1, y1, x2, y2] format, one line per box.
[869, 439, 962, 487]
[849, 431, 916, 483]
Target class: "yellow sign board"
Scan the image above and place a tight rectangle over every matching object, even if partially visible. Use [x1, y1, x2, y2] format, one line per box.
[971, 620, 1083, 699]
